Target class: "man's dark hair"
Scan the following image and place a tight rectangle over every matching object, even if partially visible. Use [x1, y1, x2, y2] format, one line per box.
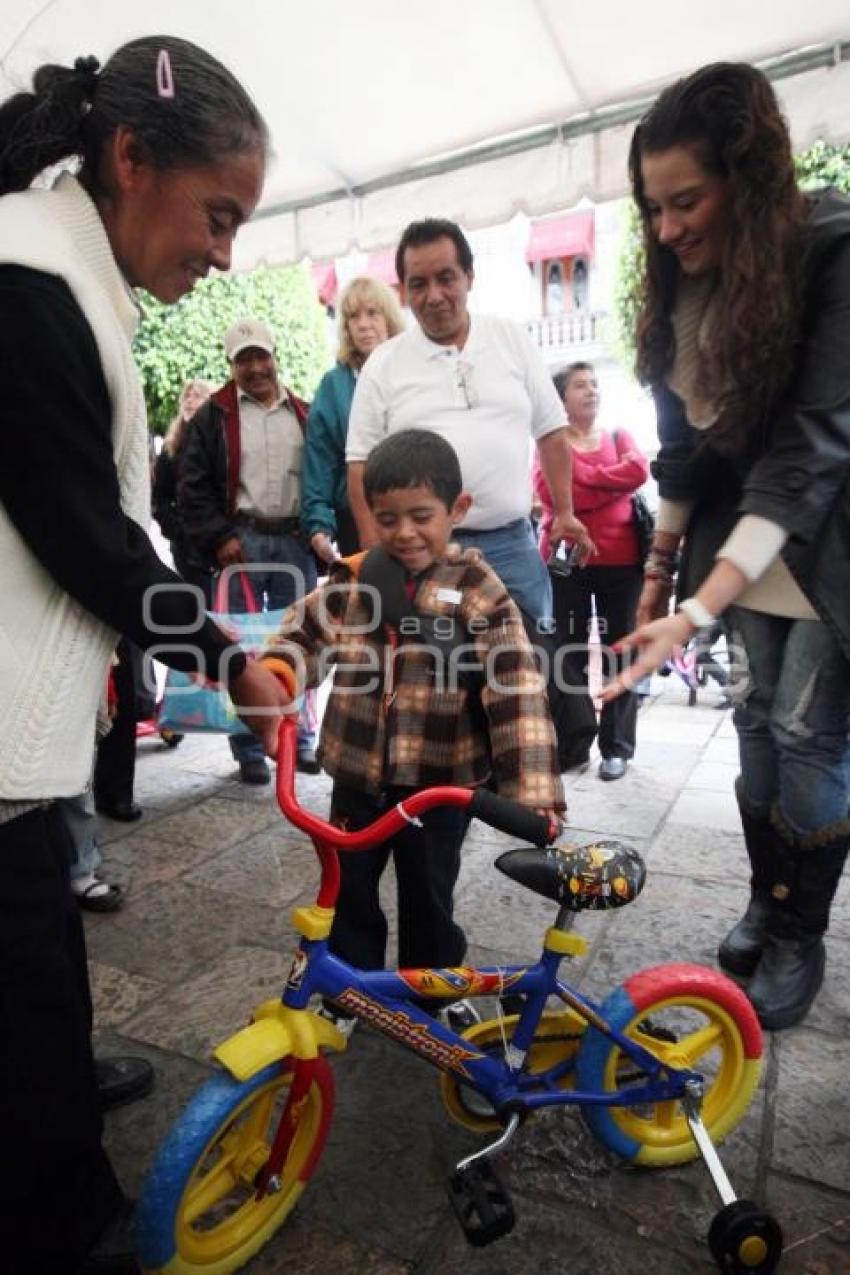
[552, 361, 595, 402]
[364, 429, 462, 510]
[395, 218, 474, 283]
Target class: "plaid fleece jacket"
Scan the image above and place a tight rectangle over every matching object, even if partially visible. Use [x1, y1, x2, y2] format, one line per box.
[262, 548, 566, 813]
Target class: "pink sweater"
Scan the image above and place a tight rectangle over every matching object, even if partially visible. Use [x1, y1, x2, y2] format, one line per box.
[534, 429, 649, 567]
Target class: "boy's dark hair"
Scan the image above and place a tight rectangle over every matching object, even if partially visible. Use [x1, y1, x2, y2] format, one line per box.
[395, 218, 474, 283]
[552, 361, 595, 403]
[363, 429, 462, 510]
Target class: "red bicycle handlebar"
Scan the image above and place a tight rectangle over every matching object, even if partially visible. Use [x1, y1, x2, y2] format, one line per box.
[275, 718, 475, 849]
[274, 718, 555, 910]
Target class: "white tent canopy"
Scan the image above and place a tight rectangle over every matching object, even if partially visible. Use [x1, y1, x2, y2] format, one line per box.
[2, 1, 849, 268]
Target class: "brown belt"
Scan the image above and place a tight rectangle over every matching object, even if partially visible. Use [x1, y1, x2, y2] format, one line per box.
[236, 513, 301, 535]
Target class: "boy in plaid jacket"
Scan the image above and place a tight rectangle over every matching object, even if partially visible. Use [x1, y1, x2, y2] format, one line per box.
[261, 430, 565, 1012]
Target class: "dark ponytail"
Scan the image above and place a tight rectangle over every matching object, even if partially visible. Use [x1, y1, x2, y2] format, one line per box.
[0, 35, 268, 196]
[0, 58, 96, 192]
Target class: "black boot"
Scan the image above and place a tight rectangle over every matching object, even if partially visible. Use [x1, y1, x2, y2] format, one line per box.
[747, 819, 849, 1032]
[717, 781, 775, 977]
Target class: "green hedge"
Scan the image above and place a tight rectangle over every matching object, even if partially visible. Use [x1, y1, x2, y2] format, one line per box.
[134, 263, 329, 434]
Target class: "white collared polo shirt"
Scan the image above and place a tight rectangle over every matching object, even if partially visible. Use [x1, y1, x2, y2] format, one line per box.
[346, 313, 565, 530]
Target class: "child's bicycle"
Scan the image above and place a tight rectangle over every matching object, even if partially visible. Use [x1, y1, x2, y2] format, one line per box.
[136, 718, 782, 1275]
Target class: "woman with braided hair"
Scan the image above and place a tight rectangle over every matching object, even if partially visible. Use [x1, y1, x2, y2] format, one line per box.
[603, 62, 850, 1033]
[0, 36, 287, 1273]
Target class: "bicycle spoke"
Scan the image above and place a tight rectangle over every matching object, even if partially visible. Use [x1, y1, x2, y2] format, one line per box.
[653, 1099, 678, 1129]
[677, 1022, 723, 1067]
[240, 1089, 276, 1150]
[183, 1152, 240, 1225]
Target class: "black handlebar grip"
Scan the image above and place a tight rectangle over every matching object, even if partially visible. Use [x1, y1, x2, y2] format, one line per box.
[468, 789, 554, 847]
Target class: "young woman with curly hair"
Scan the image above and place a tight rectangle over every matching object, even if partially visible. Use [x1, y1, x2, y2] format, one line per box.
[603, 62, 850, 1031]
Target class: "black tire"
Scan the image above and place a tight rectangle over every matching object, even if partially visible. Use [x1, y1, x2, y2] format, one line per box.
[708, 1199, 783, 1273]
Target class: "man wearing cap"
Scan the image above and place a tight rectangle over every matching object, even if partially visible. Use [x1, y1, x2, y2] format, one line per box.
[180, 318, 319, 782]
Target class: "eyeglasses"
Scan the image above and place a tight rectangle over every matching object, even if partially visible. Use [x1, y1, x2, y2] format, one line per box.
[456, 360, 479, 410]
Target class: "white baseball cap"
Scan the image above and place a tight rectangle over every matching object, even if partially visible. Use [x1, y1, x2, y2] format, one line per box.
[224, 318, 275, 360]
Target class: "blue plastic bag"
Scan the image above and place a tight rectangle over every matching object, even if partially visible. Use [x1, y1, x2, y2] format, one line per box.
[157, 574, 286, 735]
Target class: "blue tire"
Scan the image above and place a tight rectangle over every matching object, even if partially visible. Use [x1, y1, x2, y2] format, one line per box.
[136, 1059, 332, 1274]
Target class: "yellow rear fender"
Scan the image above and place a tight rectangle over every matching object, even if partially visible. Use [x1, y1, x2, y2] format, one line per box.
[213, 1001, 347, 1082]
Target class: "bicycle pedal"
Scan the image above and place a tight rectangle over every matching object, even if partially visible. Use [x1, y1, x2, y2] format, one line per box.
[447, 1160, 515, 1247]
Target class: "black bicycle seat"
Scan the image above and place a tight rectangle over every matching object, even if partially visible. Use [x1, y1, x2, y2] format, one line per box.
[495, 841, 646, 911]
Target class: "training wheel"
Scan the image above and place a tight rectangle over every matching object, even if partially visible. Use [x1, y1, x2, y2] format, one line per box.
[708, 1200, 783, 1273]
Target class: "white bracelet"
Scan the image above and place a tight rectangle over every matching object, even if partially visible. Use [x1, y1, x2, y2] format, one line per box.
[678, 596, 716, 631]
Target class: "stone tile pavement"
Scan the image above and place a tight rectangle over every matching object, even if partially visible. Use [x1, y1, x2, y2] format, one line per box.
[88, 678, 850, 1274]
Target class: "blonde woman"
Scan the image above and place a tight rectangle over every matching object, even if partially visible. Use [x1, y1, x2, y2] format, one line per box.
[302, 276, 404, 561]
[152, 377, 213, 600]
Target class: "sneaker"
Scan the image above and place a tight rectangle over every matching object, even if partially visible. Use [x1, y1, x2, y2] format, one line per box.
[239, 757, 270, 785]
[296, 747, 321, 775]
[442, 999, 481, 1033]
[316, 1002, 357, 1038]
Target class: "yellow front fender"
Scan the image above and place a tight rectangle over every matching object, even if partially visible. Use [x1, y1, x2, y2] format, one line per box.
[213, 999, 347, 1082]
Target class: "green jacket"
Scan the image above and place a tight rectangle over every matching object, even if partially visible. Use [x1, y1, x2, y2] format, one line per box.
[300, 362, 355, 539]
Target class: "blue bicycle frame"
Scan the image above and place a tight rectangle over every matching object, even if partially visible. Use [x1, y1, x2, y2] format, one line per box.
[282, 936, 702, 1115]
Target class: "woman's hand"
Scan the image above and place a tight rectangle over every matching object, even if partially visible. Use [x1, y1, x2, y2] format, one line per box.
[636, 577, 673, 628]
[599, 611, 694, 702]
[230, 661, 291, 757]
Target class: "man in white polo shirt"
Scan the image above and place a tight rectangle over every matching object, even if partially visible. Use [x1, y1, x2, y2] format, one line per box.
[346, 218, 592, 625]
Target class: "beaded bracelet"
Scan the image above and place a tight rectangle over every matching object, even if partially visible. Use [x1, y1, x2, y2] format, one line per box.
[644, 545, 679, 586]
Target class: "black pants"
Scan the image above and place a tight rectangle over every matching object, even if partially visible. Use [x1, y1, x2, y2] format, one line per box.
[0, 806, 123, 1273]
[328, 783, 469, 971]
[94, 637, 141, 806]
[553, 564, 643, 761]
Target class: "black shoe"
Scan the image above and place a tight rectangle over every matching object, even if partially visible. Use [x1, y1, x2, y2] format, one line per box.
[296, 747, 321, 775]
[747, 933, 826, 1031]
[238, 757, 270, 785]
[96, 1056, 154, 1112]
[95, 799, 143, 823]
[598, 757, 627, 782]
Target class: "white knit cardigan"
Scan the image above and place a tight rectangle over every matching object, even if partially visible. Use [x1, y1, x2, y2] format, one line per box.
[0, 174, 151, 798]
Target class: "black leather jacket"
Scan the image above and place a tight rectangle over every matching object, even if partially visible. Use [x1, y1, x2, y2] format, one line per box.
[652, 188, 850, 658]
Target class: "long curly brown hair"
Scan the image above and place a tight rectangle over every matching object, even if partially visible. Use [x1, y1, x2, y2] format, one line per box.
[629, 62, 807, 453]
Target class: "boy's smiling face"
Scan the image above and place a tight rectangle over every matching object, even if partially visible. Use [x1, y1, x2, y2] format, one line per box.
[369, 483, 472, 575]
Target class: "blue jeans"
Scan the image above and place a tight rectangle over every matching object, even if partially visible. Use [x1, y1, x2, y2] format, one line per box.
[226, 526, 318, 763]
[728, 607, 850, 836]
[58, 791, 100, 880]
[452, 518, 552, 627]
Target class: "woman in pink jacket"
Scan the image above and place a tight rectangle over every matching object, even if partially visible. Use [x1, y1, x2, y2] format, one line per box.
[535, 362, 649, 780]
